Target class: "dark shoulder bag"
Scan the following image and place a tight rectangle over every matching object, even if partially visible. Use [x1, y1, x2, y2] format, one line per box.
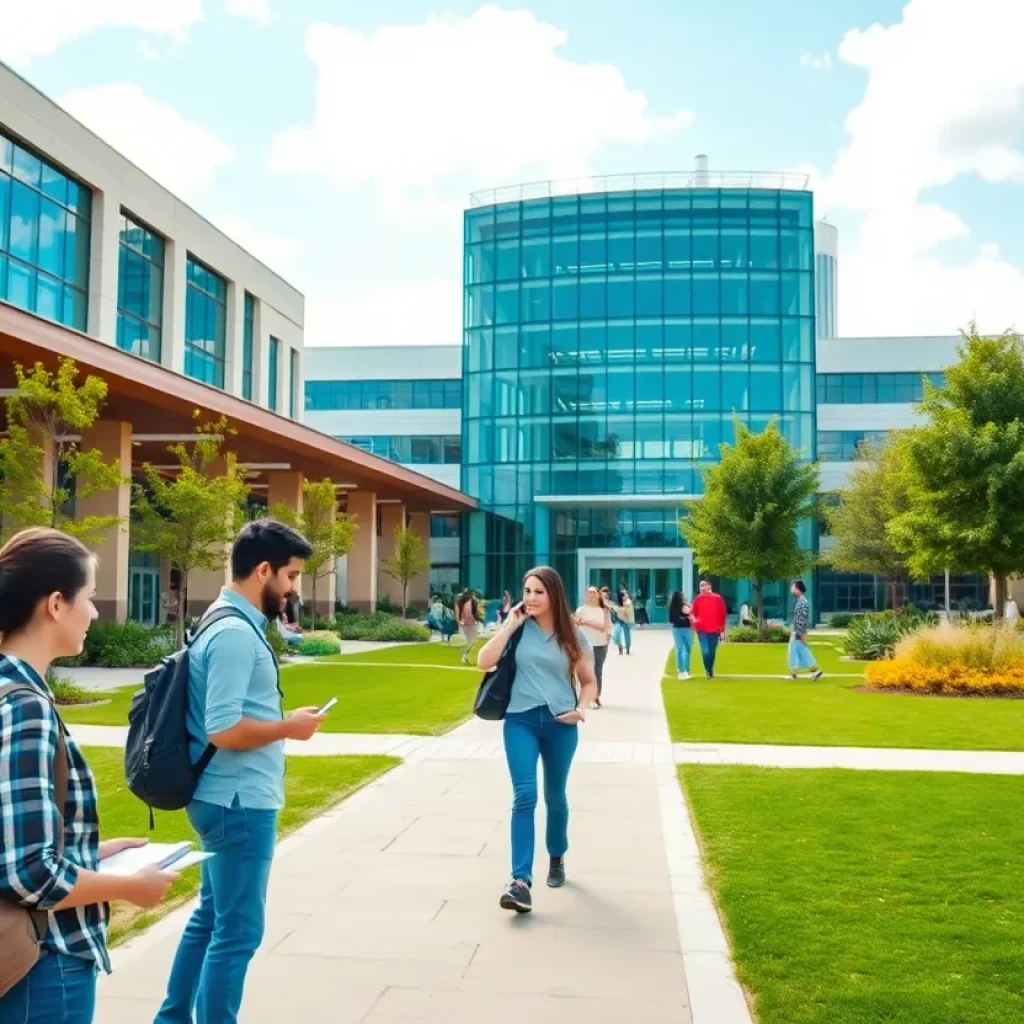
[0, 683, 69, 997]
[473, 626, 526, 721]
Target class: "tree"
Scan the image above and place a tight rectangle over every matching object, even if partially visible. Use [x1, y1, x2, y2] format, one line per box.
[381, 525, 430, 620]
[888, 327, 1024, 615]
[680, 420, 819, 628]
[0, 358, 126, 543]
[272, 478, 356, 629]
[821, 438, 914, 610]
[130, 416, 248, 645]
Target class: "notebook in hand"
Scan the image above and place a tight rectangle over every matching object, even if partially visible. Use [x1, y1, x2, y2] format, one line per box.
[98, 841, 213, 876]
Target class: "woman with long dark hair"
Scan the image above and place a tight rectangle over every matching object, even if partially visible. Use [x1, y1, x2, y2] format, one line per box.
[669, 590, 694, 680]
[455, 588, 479, 664]
[0, 529, 175, 1023]
[477, 566, 598, 913]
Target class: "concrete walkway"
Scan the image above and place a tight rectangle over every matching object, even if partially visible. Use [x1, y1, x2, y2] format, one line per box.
[96, 632, 751, 1024]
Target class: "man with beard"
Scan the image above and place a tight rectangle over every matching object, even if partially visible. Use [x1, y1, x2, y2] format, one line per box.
[155, 519, 320, 1024]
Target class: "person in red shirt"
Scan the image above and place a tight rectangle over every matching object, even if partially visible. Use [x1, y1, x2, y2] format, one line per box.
[690, 578, 727, 678]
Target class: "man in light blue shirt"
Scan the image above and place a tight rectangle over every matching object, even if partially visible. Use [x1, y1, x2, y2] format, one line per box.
[156, 520, 322, 1024]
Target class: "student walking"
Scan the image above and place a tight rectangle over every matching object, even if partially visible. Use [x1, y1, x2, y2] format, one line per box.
[575, 586, 611, 708]
[155, 520, 325, 1024]
[456, 589, 479, 664]
[477, 567, 598, 914]
[690, 578, 727, 678]
[788, 580, 823, 680]
[0, 529, 175, 1024]
[498, 591, 513, 625]
[669, 591, 694, 680]
[610, 587, 635, 655]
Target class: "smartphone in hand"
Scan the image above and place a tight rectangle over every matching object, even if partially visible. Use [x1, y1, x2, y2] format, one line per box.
[317, 697, 338, 715]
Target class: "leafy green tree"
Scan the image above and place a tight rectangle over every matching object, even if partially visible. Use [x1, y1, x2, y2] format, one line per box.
[889, 327, 1024, 614]
[130, 416, 248, 645]
[821, 438, 914, 610]
[272, 478, 356, 629]
[0, 359, 126, 543]
[680, 420, 819, 628]
[381, 524, 430, 620]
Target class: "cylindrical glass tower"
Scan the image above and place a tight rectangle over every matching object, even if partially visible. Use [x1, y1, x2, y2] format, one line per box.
[461, 175, 817, 620]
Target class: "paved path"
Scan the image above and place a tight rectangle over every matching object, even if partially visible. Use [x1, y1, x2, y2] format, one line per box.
[96, 632, 752, 1024]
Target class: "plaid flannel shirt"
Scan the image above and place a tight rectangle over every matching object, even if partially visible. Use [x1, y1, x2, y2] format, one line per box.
[792, 595, 811, 636]
[0, 654, 110, 972]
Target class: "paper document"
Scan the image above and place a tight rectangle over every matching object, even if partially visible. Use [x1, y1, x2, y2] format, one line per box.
[98, 841, 213, 876]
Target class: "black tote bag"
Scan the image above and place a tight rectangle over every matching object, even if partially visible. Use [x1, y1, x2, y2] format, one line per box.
[473, 626, 525, 720]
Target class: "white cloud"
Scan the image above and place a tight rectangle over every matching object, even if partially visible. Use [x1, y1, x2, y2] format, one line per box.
[800, 51, 833, 71]
[59, 84, 234, 196]
[224, 0, 272, 26]
[212, 213, 297, 272]
[269, 4, 693, 216]
[818, 0, 1024, 336]
[0, 0, 203, 67]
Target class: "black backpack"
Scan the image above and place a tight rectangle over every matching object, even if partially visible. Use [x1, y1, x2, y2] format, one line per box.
[124, 607, 270, 825]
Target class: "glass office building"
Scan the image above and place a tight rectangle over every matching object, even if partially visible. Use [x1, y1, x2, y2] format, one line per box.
[462, 176, 816, 621]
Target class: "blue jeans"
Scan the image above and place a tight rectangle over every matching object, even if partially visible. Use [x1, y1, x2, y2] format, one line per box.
[155, 798, 277, 1024]
[503, 706, 579, 885]
[788, 635, 818, 671]
[0, 952, 97, 1024]
[672, 627, 694, 674]
[697, 632, 720, 677]
[613, 621, 632, 652]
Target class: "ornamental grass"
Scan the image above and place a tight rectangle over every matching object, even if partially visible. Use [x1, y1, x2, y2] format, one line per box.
[865, 621, 1024, 696]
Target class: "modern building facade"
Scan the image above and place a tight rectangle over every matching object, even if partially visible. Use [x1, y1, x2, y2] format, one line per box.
[0, 61, 475, 622]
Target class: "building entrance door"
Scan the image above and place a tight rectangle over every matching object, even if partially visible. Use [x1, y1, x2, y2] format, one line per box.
[586, 565, 683, 625]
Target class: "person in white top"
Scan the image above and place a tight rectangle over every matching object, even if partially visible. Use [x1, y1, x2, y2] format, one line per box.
[1005, 596, 1020, 627]
[575, 586, 611, 708]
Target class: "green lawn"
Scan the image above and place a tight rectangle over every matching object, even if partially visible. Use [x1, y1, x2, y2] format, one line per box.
[62, 656, 478, 736]
[86, 746, 398, 946]
[663, 642, 1024, 751]
[682, 766, 1024, 1024]
[325, 640, 480, 667]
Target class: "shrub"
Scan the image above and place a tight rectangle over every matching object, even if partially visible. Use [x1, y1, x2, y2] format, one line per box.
[332, 612, 429, 642]
[266, 623, 289, 659]
[55, 621, 176, 669]
[843, 609, 936, 661]
[865, 622, 1024, 695]
[296, 631, 342, 657]
[368, 621, 430, 642]
[827, 613, 860, 628]
[728, 624, 791, 643]
[46, 668, 94, 705]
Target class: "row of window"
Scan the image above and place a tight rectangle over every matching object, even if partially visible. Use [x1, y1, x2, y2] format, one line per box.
[431, 514, 460, 538]
[817, 430, 891, 461]
[817, 571, 989, 613]
[341, 434, 462, 464]
[816, 372, 945, 405]
[465, 273, 813, 327]
[305, 378, 461, 411]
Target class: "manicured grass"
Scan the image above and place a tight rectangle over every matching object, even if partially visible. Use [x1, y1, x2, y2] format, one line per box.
[62, 658, 479, 735]
[664, 640, 853, 678]
[326, 640, 481, 667]
[681, 766, 1024, 1024]
[85, 746, 398, 946]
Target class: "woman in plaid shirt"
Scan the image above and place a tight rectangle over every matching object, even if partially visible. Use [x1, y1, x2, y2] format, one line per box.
[0, 529, 175, 1023]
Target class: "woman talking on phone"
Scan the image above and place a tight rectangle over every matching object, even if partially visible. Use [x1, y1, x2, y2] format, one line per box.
[477, 566, 598, 914]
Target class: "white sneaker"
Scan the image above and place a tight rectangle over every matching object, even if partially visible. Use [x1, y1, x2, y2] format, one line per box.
[677, 672, 690, 680]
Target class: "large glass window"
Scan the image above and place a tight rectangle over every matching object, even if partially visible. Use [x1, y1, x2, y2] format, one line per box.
[289, 348, 298, 419]
[817, 430, 891, 461]
[0, 129, 90, 329]
[305, 378, 461, 411]
[816, 372, 945, 404]
[242, 292, 254, 400]
[117, 211, 163, 362]
[268, 336, 280, 412]
[340, 435, 462, 464]
[184, 256, 227, 387]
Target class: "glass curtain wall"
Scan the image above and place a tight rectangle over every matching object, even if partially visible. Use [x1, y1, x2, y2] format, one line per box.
[0, 129, 91, 329]
[268, 336, 280, 412]
[184, 256, 227, 387]
[305, 378, 461, 411]
[242, 292, 254, 400]
[117, 212, 164, 361]
[462, 186, 816, 608]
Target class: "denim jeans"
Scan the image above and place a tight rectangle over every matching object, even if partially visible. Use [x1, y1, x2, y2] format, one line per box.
[155, 797, 277, 1024]
[503, 706, 579, 884]
[0, 952, 97, 1024]
[613, 622, 632, 653]
[672, 627, 694, 674]
[697, 631, 720, 677]
[788, 635, 818, 671]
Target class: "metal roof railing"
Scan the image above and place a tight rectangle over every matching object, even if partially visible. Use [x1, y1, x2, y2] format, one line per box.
[469, 170, 811, 207]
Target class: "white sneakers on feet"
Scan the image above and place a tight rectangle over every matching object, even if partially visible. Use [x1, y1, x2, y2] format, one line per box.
[677, 671, 690, 680]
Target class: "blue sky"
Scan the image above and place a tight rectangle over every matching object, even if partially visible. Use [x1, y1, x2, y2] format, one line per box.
[3, 0, 1022, 345]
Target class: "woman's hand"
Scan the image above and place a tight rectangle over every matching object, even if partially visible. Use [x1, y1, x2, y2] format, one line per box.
[505, 602, 529, 631]
[556, 709, 584, 725]
[98, 837, 148, 860]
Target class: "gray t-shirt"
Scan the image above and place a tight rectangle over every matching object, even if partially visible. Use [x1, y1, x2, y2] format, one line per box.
[506, 618, 592, 716]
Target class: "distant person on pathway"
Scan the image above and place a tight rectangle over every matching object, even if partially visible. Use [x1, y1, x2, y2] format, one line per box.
[610, 588, 635, 655]
[575, 586, 611, 708]
[155, 520, 325, 1024]
[0, 529, 175, 1024]
[456, 589, 479, 664]
[477, 566, 597, 915]
[690, 578, 727, 679]
[498, 591, 513, 625]
[1005, 596, 1020, 627]
[788, 579, 823, 681]
[739, 601, 754, 627]
[668, 590, 694, 680]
